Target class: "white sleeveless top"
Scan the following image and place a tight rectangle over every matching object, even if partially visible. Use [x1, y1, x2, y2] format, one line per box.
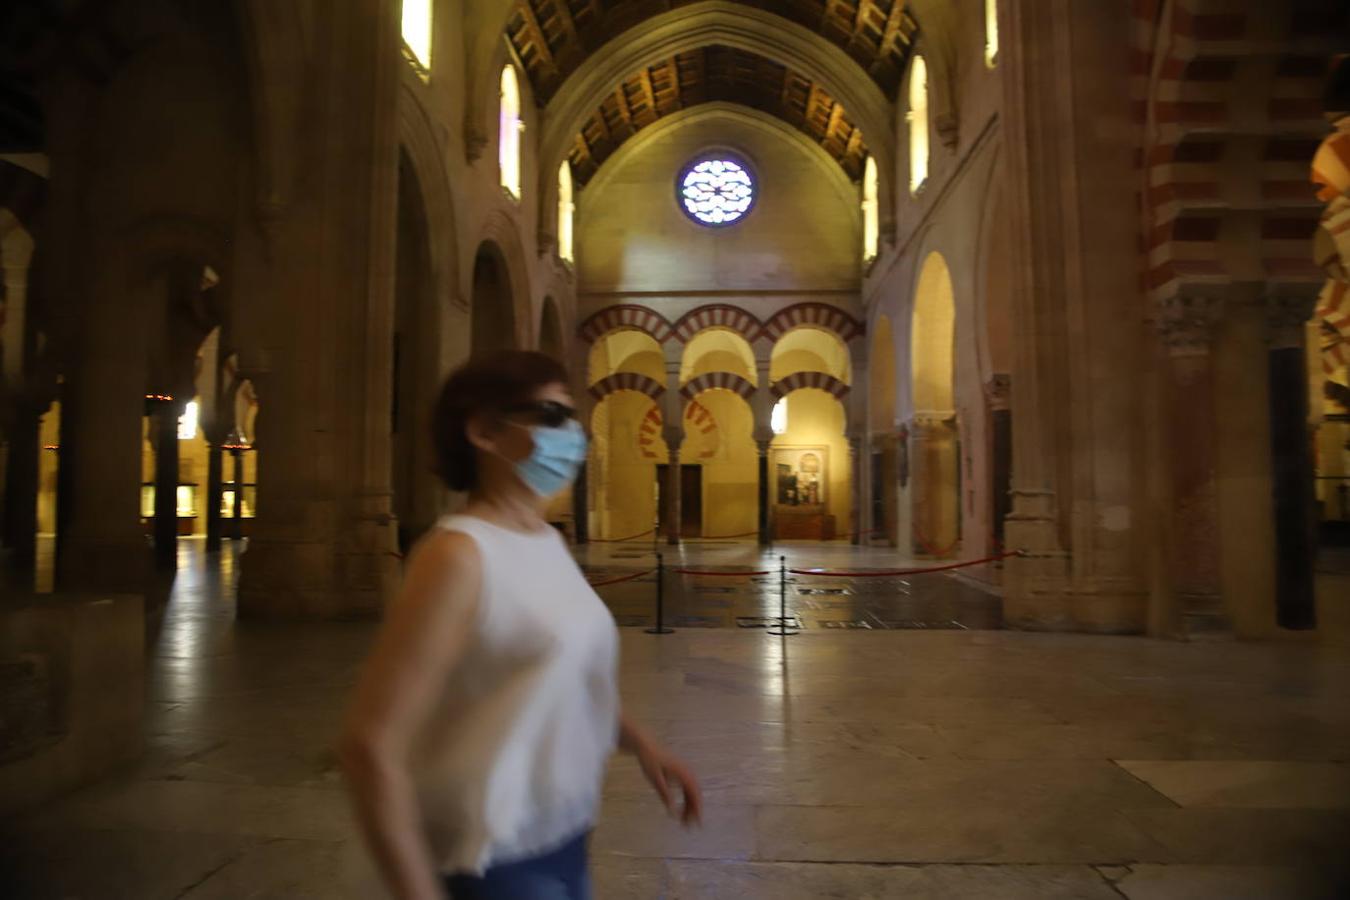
[412, 515, 620, 876]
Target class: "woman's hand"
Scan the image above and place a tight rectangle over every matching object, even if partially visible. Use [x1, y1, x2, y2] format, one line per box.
[634, 739, 702, 827]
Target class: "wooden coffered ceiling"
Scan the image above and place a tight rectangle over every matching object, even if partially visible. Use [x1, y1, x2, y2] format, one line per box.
[506, 1, 915, 184]
[507, 1, 918, 104]
[564, 45, 869, 184]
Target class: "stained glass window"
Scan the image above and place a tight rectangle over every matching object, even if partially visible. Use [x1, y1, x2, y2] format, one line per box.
[678, 158, 755, 226]
[558, 161, 574, 263]
[985, 0, 999, 68]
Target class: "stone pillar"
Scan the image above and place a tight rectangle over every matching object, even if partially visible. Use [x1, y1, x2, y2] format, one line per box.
[230, 446, 245, 540]
[1158, 297, 1223, 632]
[150, 399, 179, 571]
[985, 375, 1012, 554]
[999, 0, 1146, 631]
[57, 257, 152, 594]
[1267, 295, 1317, 630]
[756, 439, 771, 545]
[232, 0, 403, 618]
[909, 412, 959, 557]
[664, 445, 682, 546]
[205, 438, 224, 553]
[848, 433, 862, 544]
[1, 404, 40, 583]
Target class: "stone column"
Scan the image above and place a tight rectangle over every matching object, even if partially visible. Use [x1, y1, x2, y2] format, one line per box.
[57, 257, 152, 594]
[909, 412, 959, 557]
[664, 445, 682, 546]
[1, 403, 40, 583]
[847, 433, 862, 544]
[985, 375, 1012, 554]
[204, 437, 224, 553]
[756, 439, 771, 545]
[1267, 294, 1317, 630]
[230, 445, 245, 540]
[149, 398, 179, 571]
[1158, 296, 1223, 632]
[232, 0, 403, 618]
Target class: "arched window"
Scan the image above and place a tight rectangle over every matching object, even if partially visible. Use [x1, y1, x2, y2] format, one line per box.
[908, 56, 930, 194]
[499, 65, 522, 200]
[985, 0, 999, 68]
[862, 155, 879, 263]
[401, 0, 432, 73]
[557, 160, 575, 264]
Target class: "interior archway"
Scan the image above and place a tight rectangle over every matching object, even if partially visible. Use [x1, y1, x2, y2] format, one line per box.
[910, 251, 959, 556]
[470, 242, 517, 356]
[392, 148, 441, 547]
[870, 314, 897, 546]
[680, 328, 757, 384]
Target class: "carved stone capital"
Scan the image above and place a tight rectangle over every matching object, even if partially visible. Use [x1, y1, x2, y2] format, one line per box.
[909, 409, 955, 432]
[984, 374, 1011, 410]
[1266, 293, 1318, 350]
[1157, 294, 1223, 357]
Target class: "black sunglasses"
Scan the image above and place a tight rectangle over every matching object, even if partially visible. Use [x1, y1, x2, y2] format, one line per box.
[502, 400, 577, 428]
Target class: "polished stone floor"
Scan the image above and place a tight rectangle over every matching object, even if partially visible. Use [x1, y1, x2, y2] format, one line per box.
[3, 539, 1349, 898]
[580, 539, 1004, 631]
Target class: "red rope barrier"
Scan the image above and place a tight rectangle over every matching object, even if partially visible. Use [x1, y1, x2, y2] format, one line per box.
[671, 568, 772, 577]
[589, 528, 657, 544]
[790, 550, 1023, 578]
[586, 567, 658, 587]
[694, 530, 761, 540]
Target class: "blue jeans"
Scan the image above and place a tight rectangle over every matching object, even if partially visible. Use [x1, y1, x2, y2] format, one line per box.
[444, 832, 591, 900]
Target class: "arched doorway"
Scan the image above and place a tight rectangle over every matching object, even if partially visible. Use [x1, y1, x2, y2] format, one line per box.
[471, 242, 517, 356]
[870, 314, 897, 545]
[910, 251, 959, 557]
[770, 327, 853, 540]
[539, 296, 564, 359]
[678, 329, 758, 540]
[587, 330, 666, 539]
[392, 148, 441, 547]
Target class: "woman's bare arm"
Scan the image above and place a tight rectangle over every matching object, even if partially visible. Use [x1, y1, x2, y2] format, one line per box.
[339, 531, 481, 900]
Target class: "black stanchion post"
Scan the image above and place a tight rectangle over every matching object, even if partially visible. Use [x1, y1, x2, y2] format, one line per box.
[768, 554, 798, 636]
[646, 552, 674, 635]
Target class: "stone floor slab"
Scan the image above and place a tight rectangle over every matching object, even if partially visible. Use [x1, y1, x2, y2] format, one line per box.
[1114, 760, 1350, 808]
[1115, 864, 1350, 900]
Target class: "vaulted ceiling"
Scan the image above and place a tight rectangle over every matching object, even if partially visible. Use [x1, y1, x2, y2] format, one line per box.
[565, 45, 868, 184]
[506, 1, 915, 184]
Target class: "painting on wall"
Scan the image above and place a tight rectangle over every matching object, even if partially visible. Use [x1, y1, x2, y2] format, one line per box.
[774, 446, 828, 507]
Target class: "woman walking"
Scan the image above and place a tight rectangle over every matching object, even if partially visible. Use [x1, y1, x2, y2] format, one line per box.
[341, 351, 700, 899]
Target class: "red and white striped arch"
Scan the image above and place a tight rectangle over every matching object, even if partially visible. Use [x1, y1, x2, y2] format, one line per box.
[769, 371, 851, 401]
[578, 305, 675, 344]
[588, 372, 666, 401]
[760, 303, 864, 343]
[672, 304, 762, 344]
[679, 371, 756, 404]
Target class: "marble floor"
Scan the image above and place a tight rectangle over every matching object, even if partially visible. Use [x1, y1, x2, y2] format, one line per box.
[2, 540, 1349, 898]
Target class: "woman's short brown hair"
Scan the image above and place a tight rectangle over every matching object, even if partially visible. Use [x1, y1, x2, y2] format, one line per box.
[431, 350, 570, 492]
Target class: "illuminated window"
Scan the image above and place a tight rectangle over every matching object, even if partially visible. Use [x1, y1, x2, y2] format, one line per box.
[499, 65, 523, 200]
[678, 157, 755, 226]
[402, 0, 432, 73]
[771, 398, 788, 435]
[908, 56, 930, 194]
[178, 400, 199, 440]
[557, 160, 575, 264]
[985, 0, 999, 68]
[862, 155, 879, 263]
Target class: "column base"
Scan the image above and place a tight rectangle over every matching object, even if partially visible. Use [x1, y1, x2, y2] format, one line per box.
[237, 538, 399, 620]
[57, 537, 151, 595]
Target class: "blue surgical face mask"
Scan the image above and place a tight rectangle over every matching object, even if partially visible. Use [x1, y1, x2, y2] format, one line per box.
[509, 419, 588, 497]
